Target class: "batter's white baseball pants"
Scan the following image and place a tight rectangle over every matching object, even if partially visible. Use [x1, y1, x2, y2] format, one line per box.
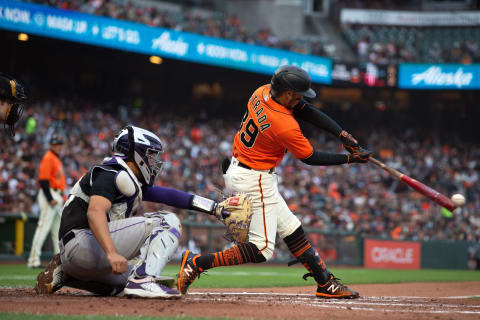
[223, 157, 301, 260]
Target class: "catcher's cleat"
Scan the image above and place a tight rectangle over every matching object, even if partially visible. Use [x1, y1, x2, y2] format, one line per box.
[123, 276, 181, 299]
[316, 275, 359, 299]
[34, 254, 65, 294]
[177, 250, 201, 294]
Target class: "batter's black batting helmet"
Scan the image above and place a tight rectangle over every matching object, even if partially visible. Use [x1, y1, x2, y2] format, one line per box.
[270, 65, 316, 99]
[0, 73, 27, 136]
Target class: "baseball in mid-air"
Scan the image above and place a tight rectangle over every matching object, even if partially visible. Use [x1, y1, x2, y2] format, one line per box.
[451, 194, 466, 206]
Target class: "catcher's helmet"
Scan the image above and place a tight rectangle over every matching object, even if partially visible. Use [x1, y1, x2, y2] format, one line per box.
[0, 73, 27, 136]
[112, 125, 165, 187]
[270, 65, 316, 99]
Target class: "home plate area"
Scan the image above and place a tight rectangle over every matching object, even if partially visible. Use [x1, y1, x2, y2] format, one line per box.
[1, 283, 480, 320]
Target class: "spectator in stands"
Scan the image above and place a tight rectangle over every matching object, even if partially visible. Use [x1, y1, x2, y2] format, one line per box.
[1, 96, 478, 249]
[30, 0, 336, 58]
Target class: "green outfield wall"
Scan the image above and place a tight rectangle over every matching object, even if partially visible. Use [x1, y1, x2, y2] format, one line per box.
[0, 213, 475, 270]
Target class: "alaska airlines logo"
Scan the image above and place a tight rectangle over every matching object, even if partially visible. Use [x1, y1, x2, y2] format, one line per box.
[411, 66, 473, 88]
[151, 32, 188, 56]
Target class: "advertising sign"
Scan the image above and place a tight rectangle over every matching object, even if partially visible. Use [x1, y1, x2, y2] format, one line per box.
[399, 64, 480, 89]
[0, 0, 332, 83]
[341, 9, 480, 26]
[332, 62, 397, 87]
[364, 239, 421, 269]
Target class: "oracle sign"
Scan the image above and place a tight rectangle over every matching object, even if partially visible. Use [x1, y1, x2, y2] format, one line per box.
[364, 239, 420, 269]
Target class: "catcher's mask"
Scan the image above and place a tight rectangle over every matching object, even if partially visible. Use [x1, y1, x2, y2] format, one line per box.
[0, 73, 27, 136]
[112, 125, 165, 186]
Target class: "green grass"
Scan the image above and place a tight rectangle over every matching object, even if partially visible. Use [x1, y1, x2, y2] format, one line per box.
[1, 263, 480, 289]
[1, 264, 479, 320]
[0, 314, 234, 320]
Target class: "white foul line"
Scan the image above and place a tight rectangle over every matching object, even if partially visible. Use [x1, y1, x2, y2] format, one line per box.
[189, 291, 480, 300]
[185, 292, 480, 315]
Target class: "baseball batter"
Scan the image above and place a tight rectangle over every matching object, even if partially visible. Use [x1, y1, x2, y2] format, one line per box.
[178, 65, 371, 299]
[0, 73, 27, 136]
[35, 125, 230, 298]
[27, 134, 66, 268]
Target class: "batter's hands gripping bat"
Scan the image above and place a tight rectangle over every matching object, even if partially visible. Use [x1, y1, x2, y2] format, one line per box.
[369, 157, 458, 212]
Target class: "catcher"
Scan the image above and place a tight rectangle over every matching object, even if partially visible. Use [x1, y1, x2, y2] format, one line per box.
[35, 125, 231, 298]
[0, 73, 27, 136]
[177, 65, 370, 299]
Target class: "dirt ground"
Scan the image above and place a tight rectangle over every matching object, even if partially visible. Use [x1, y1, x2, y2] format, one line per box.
[1, 282, 479, 320]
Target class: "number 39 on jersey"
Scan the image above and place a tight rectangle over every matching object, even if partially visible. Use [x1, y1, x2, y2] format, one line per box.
[239, 95, 271, 148]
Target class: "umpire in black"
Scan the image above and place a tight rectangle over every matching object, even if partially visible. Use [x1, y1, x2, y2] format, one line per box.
[0, 73, 27, 136]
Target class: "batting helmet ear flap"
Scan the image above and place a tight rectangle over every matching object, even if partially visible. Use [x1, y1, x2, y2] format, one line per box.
[126, 125, 135, 161]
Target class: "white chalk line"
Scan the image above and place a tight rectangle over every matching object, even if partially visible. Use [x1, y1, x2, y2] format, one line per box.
[192, 294, 480, 308]
[185, 292, 480, 315]
[189, 291, 480, 300]
[1, 290, 480, 315]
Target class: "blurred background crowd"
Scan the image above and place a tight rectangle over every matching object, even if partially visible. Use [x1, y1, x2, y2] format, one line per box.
[27, 0, 329, 57]
[1, 98, 478, 246]
[2, 0, 479, 267]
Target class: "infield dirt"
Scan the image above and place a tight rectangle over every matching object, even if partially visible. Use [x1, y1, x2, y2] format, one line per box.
[1, 282, 479, 320]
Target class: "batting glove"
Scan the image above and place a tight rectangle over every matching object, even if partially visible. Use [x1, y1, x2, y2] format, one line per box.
[347, 147, 372, 163]
[339, 130, 360, 154]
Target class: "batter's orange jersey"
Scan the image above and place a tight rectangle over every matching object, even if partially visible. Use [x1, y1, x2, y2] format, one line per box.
[232, 84, 313, 170]
[38, 150, 66, 191]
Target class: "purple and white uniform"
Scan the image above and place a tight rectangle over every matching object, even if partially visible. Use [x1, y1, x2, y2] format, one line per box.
[58, 156, 193, 294]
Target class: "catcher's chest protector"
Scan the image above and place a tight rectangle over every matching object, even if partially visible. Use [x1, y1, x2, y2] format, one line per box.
[62, 157, 143, 234]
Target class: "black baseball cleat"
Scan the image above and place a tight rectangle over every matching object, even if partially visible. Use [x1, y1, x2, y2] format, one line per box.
[176, 250, 201, 294]
[316, 275, 359, 299]
[34, 254, 66, 294]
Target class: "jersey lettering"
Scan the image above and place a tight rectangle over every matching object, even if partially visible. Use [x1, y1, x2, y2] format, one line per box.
[240, 118, 259, 148]
[240, 110, 248, 129]
[233, 85, 312, 170]
[239, 95, 272, 148]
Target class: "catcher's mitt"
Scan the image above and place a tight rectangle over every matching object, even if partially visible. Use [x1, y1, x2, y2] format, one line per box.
[214, 193, 253, 243]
